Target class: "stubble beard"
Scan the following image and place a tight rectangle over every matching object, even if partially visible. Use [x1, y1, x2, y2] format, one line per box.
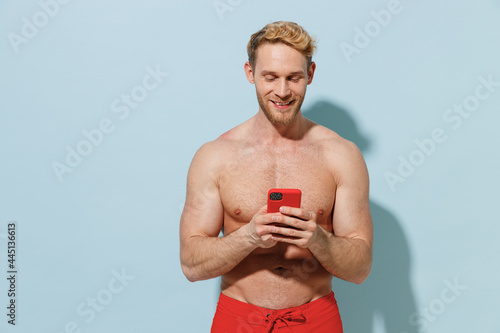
[256, 91, 304, 126]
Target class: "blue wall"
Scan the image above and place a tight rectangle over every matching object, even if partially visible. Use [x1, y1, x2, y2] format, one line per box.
[1, 1, 499, 332]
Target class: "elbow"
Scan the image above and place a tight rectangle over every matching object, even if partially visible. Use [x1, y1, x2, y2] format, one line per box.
[346, 247, 372, 284]
[180, 242, 203, 282]
[181, 264, 200, 283]
[180, 252, 200, 282]
[181, 256, 211, 282]
[346, 268, 370, 285]
[180, 256, 205, 282]
[352, 241, 372, 284]
[352, 258, 372, 284]
[351, 267, 371, 284]
[185, 275, 199, 283]
[183, 270, 197, 283]
[334, 263, 371, 285]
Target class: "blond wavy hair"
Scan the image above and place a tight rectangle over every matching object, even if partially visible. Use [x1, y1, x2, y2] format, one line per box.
[247, 21, 317, 70]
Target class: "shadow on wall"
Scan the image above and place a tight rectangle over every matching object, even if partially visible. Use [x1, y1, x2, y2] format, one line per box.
[304, 100, 418, 333]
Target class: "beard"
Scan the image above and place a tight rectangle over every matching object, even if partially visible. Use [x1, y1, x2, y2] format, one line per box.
[256, 90, 304, 126]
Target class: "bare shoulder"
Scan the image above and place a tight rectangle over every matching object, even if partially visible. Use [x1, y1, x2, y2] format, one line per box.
[207, 121, 248, 155]
[307, 121, 368, 184]
[308, 121, 362, 157]
[189, 122, 247, 175]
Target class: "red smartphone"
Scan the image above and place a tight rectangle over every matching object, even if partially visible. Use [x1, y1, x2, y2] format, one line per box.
[267, 188, 302, 213]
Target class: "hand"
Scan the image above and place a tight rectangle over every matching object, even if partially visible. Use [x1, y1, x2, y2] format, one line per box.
[245, 205, 279, 248]
[268, 206, 319, 248]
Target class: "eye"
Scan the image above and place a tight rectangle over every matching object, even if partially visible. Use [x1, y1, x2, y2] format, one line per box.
[288, 76, 301, 82]
[264, 75, 276, 82]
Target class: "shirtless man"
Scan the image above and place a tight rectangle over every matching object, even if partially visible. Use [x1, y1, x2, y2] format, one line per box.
[180, 21, 373, 332]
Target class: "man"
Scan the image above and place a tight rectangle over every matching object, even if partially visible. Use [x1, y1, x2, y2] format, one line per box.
[180, 21, 373, 332]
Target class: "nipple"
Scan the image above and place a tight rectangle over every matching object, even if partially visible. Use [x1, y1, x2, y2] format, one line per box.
[317, 209, 324, 216]
[235, 209, 242, 215]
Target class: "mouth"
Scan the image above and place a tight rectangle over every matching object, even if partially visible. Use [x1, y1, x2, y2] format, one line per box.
[271, 100, 294, 110]
[274, 267, 289, 275]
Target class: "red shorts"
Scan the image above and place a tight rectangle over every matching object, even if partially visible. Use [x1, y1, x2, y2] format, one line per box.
[211, 292, 343, 332]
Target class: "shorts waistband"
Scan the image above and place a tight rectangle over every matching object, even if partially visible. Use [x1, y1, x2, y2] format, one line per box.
[217, 291, 338, 319]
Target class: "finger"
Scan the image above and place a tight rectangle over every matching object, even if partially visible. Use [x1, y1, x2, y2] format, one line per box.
[269, 225, 306, 238]
[279, 206, 314, 221]
[270, 234, 309, 248]
[257, 213, 287, 226]
[257, 205, 268, 215]
[271, 214, 307, 230]
[256, 222, 290, 238]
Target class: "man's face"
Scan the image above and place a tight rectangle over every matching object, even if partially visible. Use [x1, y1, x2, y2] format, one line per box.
[245, 43, 315, 126]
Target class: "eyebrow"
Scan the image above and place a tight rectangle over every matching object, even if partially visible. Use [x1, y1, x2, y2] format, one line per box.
[260, 70, 305, 76]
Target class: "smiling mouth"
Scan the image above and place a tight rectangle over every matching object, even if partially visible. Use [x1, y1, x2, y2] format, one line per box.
[271, 100, 294, 109]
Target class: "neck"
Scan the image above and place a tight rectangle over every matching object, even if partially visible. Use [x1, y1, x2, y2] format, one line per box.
[251, 109, 308, 144]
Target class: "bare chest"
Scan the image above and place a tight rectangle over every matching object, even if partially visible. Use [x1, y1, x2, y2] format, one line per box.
[218, 145, 336, 229]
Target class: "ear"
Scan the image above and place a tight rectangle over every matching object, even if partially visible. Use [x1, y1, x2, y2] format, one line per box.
[244, 61, 255, 84]
[307, 62, 316, 85]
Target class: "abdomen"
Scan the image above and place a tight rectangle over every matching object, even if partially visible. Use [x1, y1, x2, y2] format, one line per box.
[221, 245, 332, 309]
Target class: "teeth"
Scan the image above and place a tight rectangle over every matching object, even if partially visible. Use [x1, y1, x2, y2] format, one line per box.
[275, 101, 292, 106]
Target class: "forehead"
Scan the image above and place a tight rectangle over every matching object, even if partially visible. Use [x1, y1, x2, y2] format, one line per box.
[254, 43, 307, 74]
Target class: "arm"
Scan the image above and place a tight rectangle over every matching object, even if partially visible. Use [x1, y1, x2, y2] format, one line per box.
[179, 142, 278, 282]
[312, 141, 372, 283]
[269, 141, 373, 284]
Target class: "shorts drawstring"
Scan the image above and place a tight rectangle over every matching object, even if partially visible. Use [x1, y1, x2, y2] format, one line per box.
[265, 310, 306, 332]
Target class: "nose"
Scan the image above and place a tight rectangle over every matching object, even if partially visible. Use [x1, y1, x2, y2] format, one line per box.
[275, 78, 291, 99]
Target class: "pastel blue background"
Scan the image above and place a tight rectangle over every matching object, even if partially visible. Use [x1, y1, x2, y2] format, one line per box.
[1, 0, 499, 332]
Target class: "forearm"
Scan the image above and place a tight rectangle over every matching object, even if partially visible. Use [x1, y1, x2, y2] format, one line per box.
[309, 226, 372, 284]
[180, 226, 257, 282]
